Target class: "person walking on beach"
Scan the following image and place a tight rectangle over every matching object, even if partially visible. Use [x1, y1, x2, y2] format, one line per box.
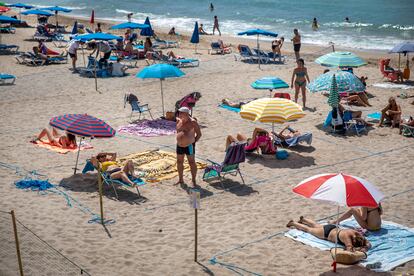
[67, 39, 84, 72]
[213, 15, 221, 36]
[291, 58, 310, 109]
[291, 29, 301, 60]
[175, 107, 202, 188]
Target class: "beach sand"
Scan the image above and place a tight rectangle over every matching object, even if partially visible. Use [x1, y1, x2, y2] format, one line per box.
[0, 14, 413, 276]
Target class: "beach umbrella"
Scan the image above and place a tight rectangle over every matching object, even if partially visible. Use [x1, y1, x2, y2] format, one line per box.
[315, 52, 367, 68]
[251, 77, 289, 97]
[7, 3, 33, 19]
[71, 21, 78, 35]
[41, 6, 72, 29]
[308, 70, 365, 96]
[389, 41, 414, 71]
[0, 2, 5, 6]
[90, 9, 94, 24]
[110, 22, 149, 30]
[49, 113, 115, 174]
[240, 97, 305, 131]
[140, 17, 153, 36]
[136, 64, 185, 116]
[21, 9, 52, 16]
[0, 6, 10, 12]
[0, 15, 20, 43]
[327, 74, 339, 108]
[238, 29, 277, 68]
[293, 173, 384, 271]
[190, 21, 200, 54]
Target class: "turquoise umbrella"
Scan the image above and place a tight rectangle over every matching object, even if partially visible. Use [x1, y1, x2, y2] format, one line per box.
[315, 52, 367, 68]
[308, 70, 365, 96]
[327, 74, 339, 108]
[136, 64, 185, 116]
[251, 77, 289, 97]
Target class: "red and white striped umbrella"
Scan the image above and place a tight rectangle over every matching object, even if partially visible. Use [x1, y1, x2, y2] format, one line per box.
[293, 173, 384, 207]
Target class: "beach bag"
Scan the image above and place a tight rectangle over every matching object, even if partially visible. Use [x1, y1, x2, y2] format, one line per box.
[165, 111, 175, 121]
[276, 150, 289, 160]
[330, 248, 367, 265]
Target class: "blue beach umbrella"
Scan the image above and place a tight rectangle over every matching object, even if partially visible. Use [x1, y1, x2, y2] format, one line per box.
[308, 70, 365, 96]
[251, 77, 289, 97]
[41, 6, 72, 28]
[389, 42, 414, 69]
[238, 29, 278, 68]
[136, 64, 185, 116]
[315, 52, 367, 68]
[71, 21, 78, 35]
[140, 17, 154, 36]
[0, 15, 21, 23]
[110, 22, 149, 30]
[190, 21, 199, 53]
[7, 2, 33, 19]
[76, 32, 122, 42]
[21, 9, 52, 16]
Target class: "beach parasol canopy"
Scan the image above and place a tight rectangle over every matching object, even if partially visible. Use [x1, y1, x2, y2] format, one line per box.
[7, 3, 34, 9]
[0, 15, 21, 23]
[110, 22, 149, 30]
[315, 52, 367, 68]
[0, 6, 10, 12]
[308, 70, 365, 96]
[41, 6, 72, 29]
[240, 97, 305, 131]
[389, 41, 414, 54]
[293, 172, 384, 272]
[327, 74, 339, 108]
[190, 21, 199, 53]
[251, 77, 289, 97]
[140, 17, 154, 36]
[238, 29, 277, 68]
[136, 64, 185, 116]
[76, 32, 122, 42]
[21, 9, 52, 16]
[49, 113, 116, 174]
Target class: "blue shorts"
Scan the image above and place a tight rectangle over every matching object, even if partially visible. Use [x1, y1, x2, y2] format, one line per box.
[176, 143, 195, 155]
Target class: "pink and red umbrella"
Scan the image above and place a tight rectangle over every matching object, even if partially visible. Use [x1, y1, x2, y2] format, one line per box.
[293, 173, 384, 272]
[0, 6, 11, 13]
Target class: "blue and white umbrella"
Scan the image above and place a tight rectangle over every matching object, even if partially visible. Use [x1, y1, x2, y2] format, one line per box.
[238, 29, 277, 68]
[251, 77, 289, 96]
[315, 52, 367, 68]
[41, 6, 72, 28]
[308, 70, 365, 96]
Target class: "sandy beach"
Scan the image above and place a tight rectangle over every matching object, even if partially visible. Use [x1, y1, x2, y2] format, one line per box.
[0, 13, 413, 276]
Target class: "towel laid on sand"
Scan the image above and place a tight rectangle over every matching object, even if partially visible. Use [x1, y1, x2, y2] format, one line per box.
[31, 140, 93, 154]
[285, 219, 414, 272]
[118, 119, 176, 137]
[119, 149, 206, 182]
[218, 104, 241, 113]
[372, 83, 414, 90]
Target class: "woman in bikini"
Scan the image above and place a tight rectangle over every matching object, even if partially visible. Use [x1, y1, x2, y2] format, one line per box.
[329, 204, 382, 231]
[33, 128, 77, 149]
[271, 37, 284, 62]
[291, 58, 310, 109]
[226, 128, 276, 155]
[287, 216, 371, 252]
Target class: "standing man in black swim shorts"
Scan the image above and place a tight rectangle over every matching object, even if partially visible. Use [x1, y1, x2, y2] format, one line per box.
[291, 28, 301, 60]
[176, 107, 202, 187]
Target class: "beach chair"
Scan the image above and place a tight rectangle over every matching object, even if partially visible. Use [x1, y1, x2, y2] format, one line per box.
[0, 74, 16, 85]
[209, 42, 231, 55]
[109, 55, 138, 68]
[152, 52, 199, 68]
[15, 51, 68, 66]
[379, 58, 400, 82]
[124, 93, 153, 121]
[0, 26, 16, 34]
[266, 52, 286, 63]
[82, 160, 145, 200]
[235, 44, 259, 63]
[252, 48, 271, 63]
[343, 111, 366, 136]
[0, 44, 19, 55]
[202, 142, 246, 188]
[154, 37, 179, 48]
[78, 56, 110, 78]
[273, 132, 312, 148]
[401, 124, 414, 137]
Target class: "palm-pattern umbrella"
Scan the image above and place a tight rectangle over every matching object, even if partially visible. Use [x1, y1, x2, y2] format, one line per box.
[308, 70, 365, 96]
[327, 74, 339, 108]
[240, 97, 305, 131]
[251, 77, 289, 97]
[316, 52, 367, 68]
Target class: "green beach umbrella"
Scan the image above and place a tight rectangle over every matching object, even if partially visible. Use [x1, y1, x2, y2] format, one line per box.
[327, 74, 339, 108]
[315, 52, 367, 68]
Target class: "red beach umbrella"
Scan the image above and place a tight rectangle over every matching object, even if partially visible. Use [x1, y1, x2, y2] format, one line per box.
[0, 6, 11, 12]
[90, 9, 94, 24]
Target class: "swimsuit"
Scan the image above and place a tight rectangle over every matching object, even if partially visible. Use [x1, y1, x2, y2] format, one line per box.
[294, 43, 301, 52]
[176, 143, 195, 155]
[295, 71, 306, 87]
[323, 224, 345, 245]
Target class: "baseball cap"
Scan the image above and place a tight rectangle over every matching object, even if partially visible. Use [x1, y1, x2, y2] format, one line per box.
[178, 107, 190, 114]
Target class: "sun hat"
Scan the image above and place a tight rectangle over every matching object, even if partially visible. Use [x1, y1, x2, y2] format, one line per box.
[178, 107, 190, 114]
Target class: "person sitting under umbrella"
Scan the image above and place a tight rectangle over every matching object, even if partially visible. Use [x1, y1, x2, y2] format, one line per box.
[32, 128, 77, 149]
[287, 216, 371, 252]
[91, 152, 138, 186]
[379, 96, 402, 128]
[225, 128, 277, 155]
[338, 103, 373, 126]
[383, 59, 404, 83]
[329, 204, 382, 231]
[273, 125, 302, 140]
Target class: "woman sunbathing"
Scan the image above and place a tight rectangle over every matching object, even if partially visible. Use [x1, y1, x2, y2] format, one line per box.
[273, 125, 301, 140]
[221, 98, 255, 108]
[33, 128, 77, 149]
[342, 93, 371, 107]
[91, 152, 138, 186]
[329, 204, 382, 231]
[287, 216, 371, 252]
[226, 128, 276, 155]
[379, 96, 401, 128]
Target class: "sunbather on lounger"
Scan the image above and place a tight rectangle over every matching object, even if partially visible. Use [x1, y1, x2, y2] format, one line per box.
[379, 96, 402, 128]
[329, 204, 382, 231]
[226, 128, 276, 155]
[32, 46, 48, 66]
[92, 152, 138, 186]
[221, 98, 254, 108]
[287, 216, 371, 252]
[33, 128, 77, 149]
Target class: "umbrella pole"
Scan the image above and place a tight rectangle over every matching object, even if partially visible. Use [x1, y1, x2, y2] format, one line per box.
[257, 34, 261, 69]
[82, 47, 86, 67]
[272, 122, 274, 133]
[332, 205, 340, 272]
[97, 164, 104, 225]
[398, 53, 401, 70]
[94, 49, 99, 92]
[73, 137, 83, 174]
[160, 79, 165, 117]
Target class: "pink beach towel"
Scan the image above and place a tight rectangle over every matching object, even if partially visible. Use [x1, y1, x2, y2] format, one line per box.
[118, 119, 176, 137]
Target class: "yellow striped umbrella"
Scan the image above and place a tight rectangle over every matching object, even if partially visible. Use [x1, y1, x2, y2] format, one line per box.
[240, 98, 305, 130]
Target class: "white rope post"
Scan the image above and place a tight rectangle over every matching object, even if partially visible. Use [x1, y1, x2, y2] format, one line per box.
[160, 78, 165, 117]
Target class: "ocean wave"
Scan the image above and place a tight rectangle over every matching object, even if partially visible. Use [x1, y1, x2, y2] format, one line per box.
[27, 3, 86, 10]
[115, 9, 135, 14]
[322, 22, 373, 28]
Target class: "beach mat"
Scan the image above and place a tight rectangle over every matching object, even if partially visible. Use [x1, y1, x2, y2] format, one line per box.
[218, 104, 241, 113]
[285, 219, 414, 272]
[372, 83, 414, 90]
[118, 149, 206, 183]
[31, 140, 93, 154]
[118, 119, 176, 137]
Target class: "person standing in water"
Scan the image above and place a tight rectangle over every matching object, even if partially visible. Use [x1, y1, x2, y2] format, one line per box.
[213, 15, 221, 36]
[175, 107, 202, 188]
[210, 3, 214, 12]
[345, 17, 350, 23]
[291, 29, 301, 60]
[312, 17, 319, 30]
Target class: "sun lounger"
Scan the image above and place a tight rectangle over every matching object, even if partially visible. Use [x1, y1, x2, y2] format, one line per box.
[154, 37, 179, 48]
[343, 110, 367, 136]
[15, 52, 68, 66]
[78, 56, 111, 77]
[202, 142, 246, 188]
[0, 26, 16, 34]
[235, 44, 260, 63]
[109, 55, 138, 68]
[152, 52, 199, 68]
[0, 73, 16, 85]
[0, 44, 19, 55]
[209, 42, 232, 55]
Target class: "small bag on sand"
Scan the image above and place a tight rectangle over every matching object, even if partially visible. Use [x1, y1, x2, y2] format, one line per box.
[165, 111, 175, 121]
[330, 248, 367, 265]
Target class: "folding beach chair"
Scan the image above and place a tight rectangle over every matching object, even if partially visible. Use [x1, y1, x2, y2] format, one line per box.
[379, 58, 401, 82]
[202, 142, 246, 188]
[0, 74, 16, 85]
[235, 44, 260, 63]
[109, 54, 138, 68]
[124, 93, 153, 121]
[82, 160, 145, 200]
[343, 111, 366, 136]
[0, 44, 19, 55]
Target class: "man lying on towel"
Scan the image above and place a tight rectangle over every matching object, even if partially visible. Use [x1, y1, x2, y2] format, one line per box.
[91, 152, 138, 186]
